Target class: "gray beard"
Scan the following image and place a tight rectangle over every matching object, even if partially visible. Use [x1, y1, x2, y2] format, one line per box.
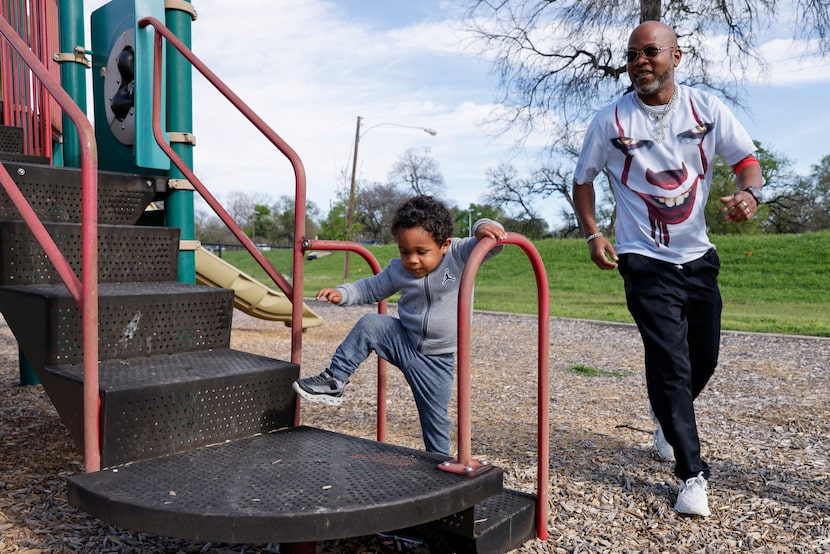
[635, 68, 673, 96]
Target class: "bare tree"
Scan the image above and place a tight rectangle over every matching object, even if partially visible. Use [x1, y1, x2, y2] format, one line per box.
[464, 0, 830, 151]
[223, 190, 271, 232]
[355, 183, 409, 243]
[485, 162, 542, 220]
[388, 147, 446, 197]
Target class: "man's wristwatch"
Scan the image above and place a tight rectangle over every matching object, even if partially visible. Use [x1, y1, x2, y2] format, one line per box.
[741, 186, 763, 205]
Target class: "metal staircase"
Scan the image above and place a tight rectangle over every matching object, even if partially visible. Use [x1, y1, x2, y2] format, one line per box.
[0, 158, 537, 552]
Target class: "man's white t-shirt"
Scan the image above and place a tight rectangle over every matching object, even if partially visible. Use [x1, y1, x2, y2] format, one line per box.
[573, 85, 756, 264]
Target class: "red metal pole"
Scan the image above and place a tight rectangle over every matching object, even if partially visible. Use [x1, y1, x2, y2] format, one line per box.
[303, 239, 388, 441]
[141, 16, 307, 368]
[440, 233, 550, 540]
[0, 16, 100, 472]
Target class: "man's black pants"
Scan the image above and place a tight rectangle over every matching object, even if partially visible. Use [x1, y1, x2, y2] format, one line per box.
[618, 248, 721, 480]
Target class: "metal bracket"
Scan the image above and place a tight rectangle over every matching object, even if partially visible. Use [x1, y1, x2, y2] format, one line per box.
[164, 0, 198, 20]
[168, 131, 197, 146]
[167, 178, 195, 191]
[52, 46, 92, 68]
[179, 240, 201, 251]
[437, 458, 494, 477]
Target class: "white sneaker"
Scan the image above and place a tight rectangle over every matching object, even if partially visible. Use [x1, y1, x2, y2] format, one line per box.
[674, 472, 711, 517]
[649, 406, 676, 462]
[654, 423, 676, 462]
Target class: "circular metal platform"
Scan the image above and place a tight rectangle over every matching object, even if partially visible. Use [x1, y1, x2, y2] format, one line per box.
[67, 426, 503, 544]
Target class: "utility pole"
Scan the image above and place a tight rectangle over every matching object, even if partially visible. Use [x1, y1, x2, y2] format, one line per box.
[343, 115, 362, 281]
[341, 116, 436, 281]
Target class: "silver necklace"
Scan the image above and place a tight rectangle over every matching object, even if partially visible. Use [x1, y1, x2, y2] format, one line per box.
[635, 87, 679, 142]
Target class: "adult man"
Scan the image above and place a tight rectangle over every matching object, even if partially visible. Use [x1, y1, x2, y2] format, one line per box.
[572, 20, 763, 517]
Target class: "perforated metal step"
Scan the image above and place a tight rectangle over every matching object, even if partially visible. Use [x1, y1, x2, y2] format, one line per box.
[408, 489, 537, 553]
[67, 426, 504, 544]
[0, 160, 164, 224]
[0, 221, 179, 285]
[45, 349, 299, 466]
[0, 282, 234, 367]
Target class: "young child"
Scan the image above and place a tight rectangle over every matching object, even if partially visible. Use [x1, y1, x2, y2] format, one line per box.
[293, 195, 506, 455]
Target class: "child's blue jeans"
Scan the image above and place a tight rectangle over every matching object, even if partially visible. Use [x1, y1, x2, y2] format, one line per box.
[327, 313, 455, 455]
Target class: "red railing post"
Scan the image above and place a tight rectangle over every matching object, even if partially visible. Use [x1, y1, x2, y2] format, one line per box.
[438, 232, 550, 541]
[138, 17, 308, 366]
[0, 17, 100, 472]
[303, 239, 388, 441]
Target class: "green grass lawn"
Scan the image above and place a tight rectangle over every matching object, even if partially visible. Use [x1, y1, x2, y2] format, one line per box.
[216, 231, 830, 337]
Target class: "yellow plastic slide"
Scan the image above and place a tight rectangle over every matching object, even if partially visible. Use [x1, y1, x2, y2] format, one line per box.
[195, 247, 323, 329]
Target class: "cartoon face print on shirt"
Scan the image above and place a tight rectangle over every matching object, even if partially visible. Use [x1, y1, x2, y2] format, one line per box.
[610, 99, 714, 247]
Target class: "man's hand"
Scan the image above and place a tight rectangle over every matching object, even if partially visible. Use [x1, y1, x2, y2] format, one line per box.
[588, 236, 619, 270]
[720, 190, 757, 222]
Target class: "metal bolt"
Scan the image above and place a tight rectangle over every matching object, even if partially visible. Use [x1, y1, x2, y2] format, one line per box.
[16, 168, 25, 176]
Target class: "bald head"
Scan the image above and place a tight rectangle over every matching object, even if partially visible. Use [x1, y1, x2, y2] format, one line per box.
[628, 21, 678, 50]
[625, 20, 681, 101]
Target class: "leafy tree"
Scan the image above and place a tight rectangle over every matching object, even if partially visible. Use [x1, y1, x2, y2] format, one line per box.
[320, 199, 350, 240]
[807, 154, 830, 230]
[263, 196, 321, 246]
[388, 147, 446, 197]
[453, 203, 506, 237]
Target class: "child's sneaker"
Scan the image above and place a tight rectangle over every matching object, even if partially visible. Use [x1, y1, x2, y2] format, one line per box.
[674, 472, 711, 517]
[292, 370, 347, 406]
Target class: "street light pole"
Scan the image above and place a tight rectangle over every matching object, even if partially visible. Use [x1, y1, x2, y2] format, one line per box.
[342, 117, 437, 281]
[343, 115, 362, 280]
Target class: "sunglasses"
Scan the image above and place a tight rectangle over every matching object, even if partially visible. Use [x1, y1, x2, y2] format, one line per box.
[625, 45, 676, 63]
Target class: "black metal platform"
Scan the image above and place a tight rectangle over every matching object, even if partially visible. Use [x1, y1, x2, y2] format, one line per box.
[67, 426, 504, 544]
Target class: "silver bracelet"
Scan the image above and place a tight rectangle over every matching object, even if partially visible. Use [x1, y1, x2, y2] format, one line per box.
[585, 232, 603, 243]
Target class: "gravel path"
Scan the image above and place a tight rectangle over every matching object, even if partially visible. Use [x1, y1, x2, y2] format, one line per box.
[1, 300, 828, 552]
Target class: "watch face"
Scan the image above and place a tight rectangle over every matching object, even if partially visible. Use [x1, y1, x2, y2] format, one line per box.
[745, 187, 762, 203]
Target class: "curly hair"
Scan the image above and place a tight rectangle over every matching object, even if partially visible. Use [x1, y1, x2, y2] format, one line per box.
[391, 195, 454, 245]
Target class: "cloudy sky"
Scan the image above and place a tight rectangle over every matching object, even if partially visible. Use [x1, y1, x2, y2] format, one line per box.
[84, 0, 830, 228]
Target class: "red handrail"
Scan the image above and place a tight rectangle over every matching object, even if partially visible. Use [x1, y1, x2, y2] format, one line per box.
[138, 17, 307, 365]
[440, 232, 550, 541]
[0, 17, 100, 472]
[304, 239, 388, 441]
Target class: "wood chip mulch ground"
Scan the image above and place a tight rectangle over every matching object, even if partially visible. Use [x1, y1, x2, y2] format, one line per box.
[1, 300, 828, 553]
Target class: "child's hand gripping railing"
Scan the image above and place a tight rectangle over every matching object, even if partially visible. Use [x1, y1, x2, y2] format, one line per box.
[438, 232, 550, 542]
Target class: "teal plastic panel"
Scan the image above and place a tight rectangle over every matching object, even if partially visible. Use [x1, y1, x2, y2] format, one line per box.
[134, 0, 169, 169]
[90, 0, 169, 172]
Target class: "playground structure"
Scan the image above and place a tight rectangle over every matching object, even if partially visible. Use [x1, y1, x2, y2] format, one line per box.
[0, 2, 551, 552]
